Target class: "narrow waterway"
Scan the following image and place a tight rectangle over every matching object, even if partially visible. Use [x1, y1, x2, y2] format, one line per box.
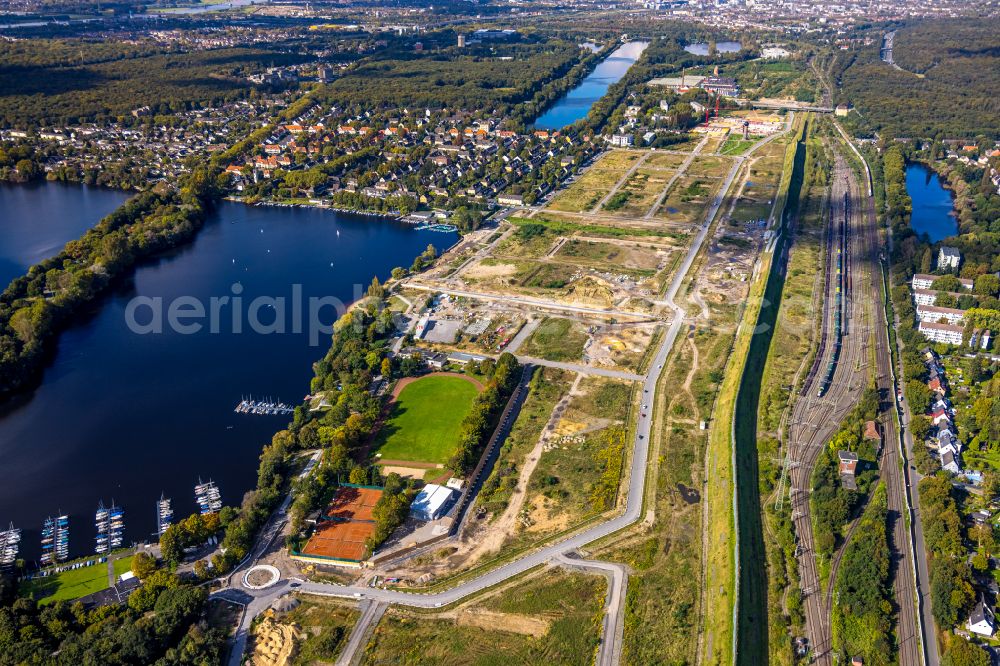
[0, 197, 457, 562]
[905, 163, 958, 242]
[0, 181, 131, 287]
[532, 41, 649, 130]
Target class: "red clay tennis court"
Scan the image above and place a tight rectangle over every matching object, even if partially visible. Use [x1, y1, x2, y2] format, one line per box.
[301, 520, 376, 561]
[323, 486, 382, 522]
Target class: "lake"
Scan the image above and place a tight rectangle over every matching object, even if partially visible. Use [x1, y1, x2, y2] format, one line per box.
[0, 195, 457, 562]
[905, 163, 958, 242]
[683, 41, 742, 55]
[0, 181, 131, 287]
[532, 41, 649, 130]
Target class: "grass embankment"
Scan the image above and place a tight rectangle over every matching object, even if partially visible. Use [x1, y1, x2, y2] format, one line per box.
[364, 570, 604, 665]
[477, 368, 574, 515]
[373, 375, 481, 464]
[754, 122, 831, 665]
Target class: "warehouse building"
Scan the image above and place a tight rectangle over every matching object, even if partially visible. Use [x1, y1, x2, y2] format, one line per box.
[410, 484, 456, 521]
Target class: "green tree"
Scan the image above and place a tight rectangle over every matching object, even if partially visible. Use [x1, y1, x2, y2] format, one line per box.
[942, 639, 989, 666]
[131, 551, 157, 579]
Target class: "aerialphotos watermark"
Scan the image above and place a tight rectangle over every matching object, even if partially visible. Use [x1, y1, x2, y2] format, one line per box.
[124, 282, 370, 346]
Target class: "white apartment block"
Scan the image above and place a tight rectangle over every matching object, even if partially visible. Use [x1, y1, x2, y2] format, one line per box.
[919, 321, 964, 345]
[911, 273, 974, 291]
[917, 304, 966, 325]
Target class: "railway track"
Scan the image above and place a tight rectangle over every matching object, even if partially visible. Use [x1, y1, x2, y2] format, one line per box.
[786, 154, 871, 662]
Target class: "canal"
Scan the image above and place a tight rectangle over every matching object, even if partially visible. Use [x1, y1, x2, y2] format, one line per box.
[532, 40, 649, 130]
[905, 163, 958, 242]
[0, 194, 457, 562]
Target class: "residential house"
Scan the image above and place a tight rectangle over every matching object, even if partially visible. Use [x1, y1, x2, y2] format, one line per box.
[838, 450, 859, 491]
[968, 598, 996, 637]
[938, 246, 962, 270]
[942, 450, 961, 475]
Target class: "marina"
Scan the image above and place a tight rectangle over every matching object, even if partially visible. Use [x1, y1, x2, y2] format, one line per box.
[195, 480, 223, 515]
[0, 197, 456, 561]
[235, 397, 295, 415]
[94, 502, 125, 554]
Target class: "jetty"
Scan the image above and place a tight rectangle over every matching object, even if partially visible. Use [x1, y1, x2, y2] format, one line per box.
[40, 514, 69, 565]
[195, 479, 222, 515]
[95, 501, 124, 554]
[234, 396, 294, 416]
[0, 524, 20, 569]
[156, 494, 173, 538]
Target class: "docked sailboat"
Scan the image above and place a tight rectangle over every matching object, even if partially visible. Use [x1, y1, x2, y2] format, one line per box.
[194, 479, 222, 515]
[0, 523, 20, 569]
[41, 514, 69, 566]
[156, 494, 173, 538]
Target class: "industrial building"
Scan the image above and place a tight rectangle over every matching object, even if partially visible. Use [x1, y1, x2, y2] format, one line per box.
[410, 483, 456, 521]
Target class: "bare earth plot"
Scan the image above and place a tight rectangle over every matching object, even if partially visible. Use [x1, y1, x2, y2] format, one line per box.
[548, 150, 643, 213]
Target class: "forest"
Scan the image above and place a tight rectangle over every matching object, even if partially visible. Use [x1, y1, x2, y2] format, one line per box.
[836, 19, 1000, 139]
[0, 41, 306, 127]
[317, 37, 589, 122]
[831, 484, 893, 664]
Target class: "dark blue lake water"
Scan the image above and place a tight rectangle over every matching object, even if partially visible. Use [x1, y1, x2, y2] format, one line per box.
[683, 41, 742, 55]
[0, 194, 456, 562]
[906, 163, 958, 242]
[0, 181, 131, 287]
[532, 41, 649, 130]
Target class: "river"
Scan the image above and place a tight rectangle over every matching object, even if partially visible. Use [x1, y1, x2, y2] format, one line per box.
[905, 163, 958, 242]
[0, 181, 131, 287]
[532, 41, 649, 130]
[0, 194, 457, 562]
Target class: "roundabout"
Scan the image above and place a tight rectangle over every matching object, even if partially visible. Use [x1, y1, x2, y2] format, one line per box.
[243, 564, 281, 590]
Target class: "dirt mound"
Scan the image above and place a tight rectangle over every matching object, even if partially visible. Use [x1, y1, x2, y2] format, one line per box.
[249, 612, 302, 666]
[456, 609, 550, 637]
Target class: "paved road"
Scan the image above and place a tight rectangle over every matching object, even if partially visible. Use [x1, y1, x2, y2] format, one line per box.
[555, 553, 629, 666]
[515, 355, 645, 382]
[335, 600, 387, 666]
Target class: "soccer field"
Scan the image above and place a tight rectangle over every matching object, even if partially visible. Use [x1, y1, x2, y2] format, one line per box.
[374, 375, 481, 464]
